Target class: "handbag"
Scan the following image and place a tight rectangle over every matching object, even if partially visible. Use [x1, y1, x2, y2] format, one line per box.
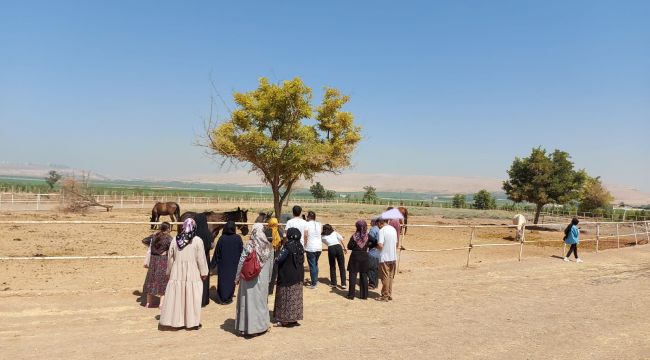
[240, 243, 262, 281]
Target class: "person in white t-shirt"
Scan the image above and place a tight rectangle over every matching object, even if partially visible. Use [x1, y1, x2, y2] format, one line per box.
[304, 211, 323, 288]
[376, 218, 398, 301]
[285, 205, 309, 247]
[321, 223, 347, 289]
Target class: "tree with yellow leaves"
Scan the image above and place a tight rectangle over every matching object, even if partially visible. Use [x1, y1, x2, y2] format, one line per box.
[206, 77, 362, 217]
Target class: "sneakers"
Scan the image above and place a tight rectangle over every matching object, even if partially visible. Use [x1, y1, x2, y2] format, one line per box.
[576, 258, 583, 263]
[340, 285, 347, 290]
[563, 257, 570, 262]
[307, 284, 317, 289]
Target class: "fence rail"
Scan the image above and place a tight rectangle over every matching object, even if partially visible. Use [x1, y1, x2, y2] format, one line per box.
[1, 219, 648, 267]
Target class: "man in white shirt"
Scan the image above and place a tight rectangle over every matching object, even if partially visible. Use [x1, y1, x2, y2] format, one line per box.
[304, 211, 322, 289]
[285, 205, 309, 248]
[376, 218, 398, 301]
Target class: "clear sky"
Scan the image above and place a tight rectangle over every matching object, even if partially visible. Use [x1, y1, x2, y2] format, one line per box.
[1, 0, 649, 191]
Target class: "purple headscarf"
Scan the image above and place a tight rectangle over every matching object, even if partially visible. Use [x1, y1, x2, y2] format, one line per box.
[353, 219, 368, 248]
[175, 218, 196, 250]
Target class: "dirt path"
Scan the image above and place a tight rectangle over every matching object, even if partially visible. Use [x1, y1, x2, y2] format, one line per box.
[1, 245, 649, 359]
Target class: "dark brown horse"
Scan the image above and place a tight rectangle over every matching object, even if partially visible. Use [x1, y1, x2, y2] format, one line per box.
[254, 211, 273, 223]
[179, 207, 249, 238]
[386, 206, 409, 234]
[150, 202, 181, 229]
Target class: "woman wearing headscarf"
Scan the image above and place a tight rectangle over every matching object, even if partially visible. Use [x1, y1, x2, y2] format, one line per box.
[563, 217, 582, 263]
[235, 223, 274, 336]
[142, 222, 173, 308]
[346, 220, 370, 300]
[194, 213, 215, 307]
[210, 221, 243, 305]
[265, 217, 283, 295]
[159, 218, 209, 330]
[273, 227, 305, 327]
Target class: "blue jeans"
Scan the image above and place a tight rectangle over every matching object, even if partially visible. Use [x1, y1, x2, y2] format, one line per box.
[306, 251, 321, 286]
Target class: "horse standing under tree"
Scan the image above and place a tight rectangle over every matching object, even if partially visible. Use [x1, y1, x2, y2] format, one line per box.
[150, 202, 181, 229]
[179, 207, 249, 238]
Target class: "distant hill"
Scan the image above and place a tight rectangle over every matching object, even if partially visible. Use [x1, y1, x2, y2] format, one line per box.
[1, 162, 648, 205]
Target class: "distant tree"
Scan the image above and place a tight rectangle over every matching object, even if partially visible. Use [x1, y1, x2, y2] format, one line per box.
[45, 170, 62, 190]
[206, 77, 362, 217]
[310, 182, 337, 200]
[503, 147, 586, 224]
[473, 189, 496, 210]
[324, 189, 337, 200]
[579, 176, 614, 212]
[362, 185, 378, 203]
[310, 182, 326, 199]
[452, 194, 466, 208]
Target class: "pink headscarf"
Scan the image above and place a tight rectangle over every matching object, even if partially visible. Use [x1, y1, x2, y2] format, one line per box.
[353, 219, 368, 248]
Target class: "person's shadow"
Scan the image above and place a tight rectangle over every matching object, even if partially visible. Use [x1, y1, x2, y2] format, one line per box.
[133, 290, 145, 306]
[220, 318, 238, 335]
[317, 276, 381, 299]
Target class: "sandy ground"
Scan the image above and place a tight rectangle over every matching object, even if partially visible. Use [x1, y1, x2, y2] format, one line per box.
[1, 206, 649, 359]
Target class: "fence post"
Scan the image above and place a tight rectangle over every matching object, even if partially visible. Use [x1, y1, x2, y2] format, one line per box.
[645, 221, 650, 244]
[616, 223, 620, 249]
[141, 195, 145, 209]
[466, 227, 475, 268]
[596, 223, 600, 253]
[632, 222, 638, 245]
[518, 225, 525, 261]
[36, 194, 40, 211]
[120, 195, 124, 209]
[0, 193, 2, 210]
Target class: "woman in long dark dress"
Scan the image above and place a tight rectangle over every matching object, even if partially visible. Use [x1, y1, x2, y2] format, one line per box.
[273, 227, 304, 327]
[347, 219, 369, 300]
[210, 221, 243, 304]
[194, 213, 215, 307]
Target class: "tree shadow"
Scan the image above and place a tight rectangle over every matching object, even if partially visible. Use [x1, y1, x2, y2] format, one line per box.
[550, 255, 565, 260]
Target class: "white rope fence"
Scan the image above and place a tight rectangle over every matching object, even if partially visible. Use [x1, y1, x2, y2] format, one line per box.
[0, 220, 648, 266]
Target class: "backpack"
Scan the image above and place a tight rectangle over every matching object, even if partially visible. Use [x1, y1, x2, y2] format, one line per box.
[240, 244, 261, 281]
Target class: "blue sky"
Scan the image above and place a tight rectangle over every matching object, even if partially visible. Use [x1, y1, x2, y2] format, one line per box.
[1, 0, 649, 191]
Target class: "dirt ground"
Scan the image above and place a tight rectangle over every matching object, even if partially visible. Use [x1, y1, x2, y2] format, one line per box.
[1, 205, 649, 359]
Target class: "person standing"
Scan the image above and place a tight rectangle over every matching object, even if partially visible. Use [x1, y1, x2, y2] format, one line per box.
[159, 218, 209, 330]
[142, 222, 173, 308]
[210, 221, 243, 304]
[235, 223, 274, 336]
[273, 228, 305, 327]
[347, 220, 369, 300]
[194, 213, 215, 307]
[563, 217, 582, 263]
[376, 218, 398, 301]
[266, 217, 284, 295]
[321, 224, 347, 289]
[285, 205, 308, 247]
[304, 211, 322, 289]
[367, 219, 381, 289]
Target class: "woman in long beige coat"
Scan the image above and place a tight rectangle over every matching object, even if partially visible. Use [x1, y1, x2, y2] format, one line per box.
[159, 218, 209, 329]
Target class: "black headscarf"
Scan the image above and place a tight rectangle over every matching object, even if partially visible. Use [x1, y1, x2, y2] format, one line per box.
[277, 227, 305, 286]
[223, 220, 236, 235]
[194, 212, 214, 256]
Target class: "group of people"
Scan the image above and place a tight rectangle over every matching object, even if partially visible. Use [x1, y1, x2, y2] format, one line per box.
[140, 204, 402, 336]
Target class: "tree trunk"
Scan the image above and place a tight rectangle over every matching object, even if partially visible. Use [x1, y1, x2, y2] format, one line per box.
[534, 203, 544, 224]
[272, 187, 282, 221]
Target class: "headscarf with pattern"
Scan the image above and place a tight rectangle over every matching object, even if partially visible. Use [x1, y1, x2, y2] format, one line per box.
[176, 218, 196, 250]
[249, 223, 273, 267]
[352, 219, 369, 248]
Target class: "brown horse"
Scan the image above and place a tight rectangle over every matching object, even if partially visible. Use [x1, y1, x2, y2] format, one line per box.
[179, 207, 249, 238]
[386, 206, 409, 235]
[150, 202, 181, 229]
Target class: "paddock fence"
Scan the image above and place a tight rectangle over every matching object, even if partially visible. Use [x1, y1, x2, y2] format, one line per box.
[1, 219, 648, 268]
